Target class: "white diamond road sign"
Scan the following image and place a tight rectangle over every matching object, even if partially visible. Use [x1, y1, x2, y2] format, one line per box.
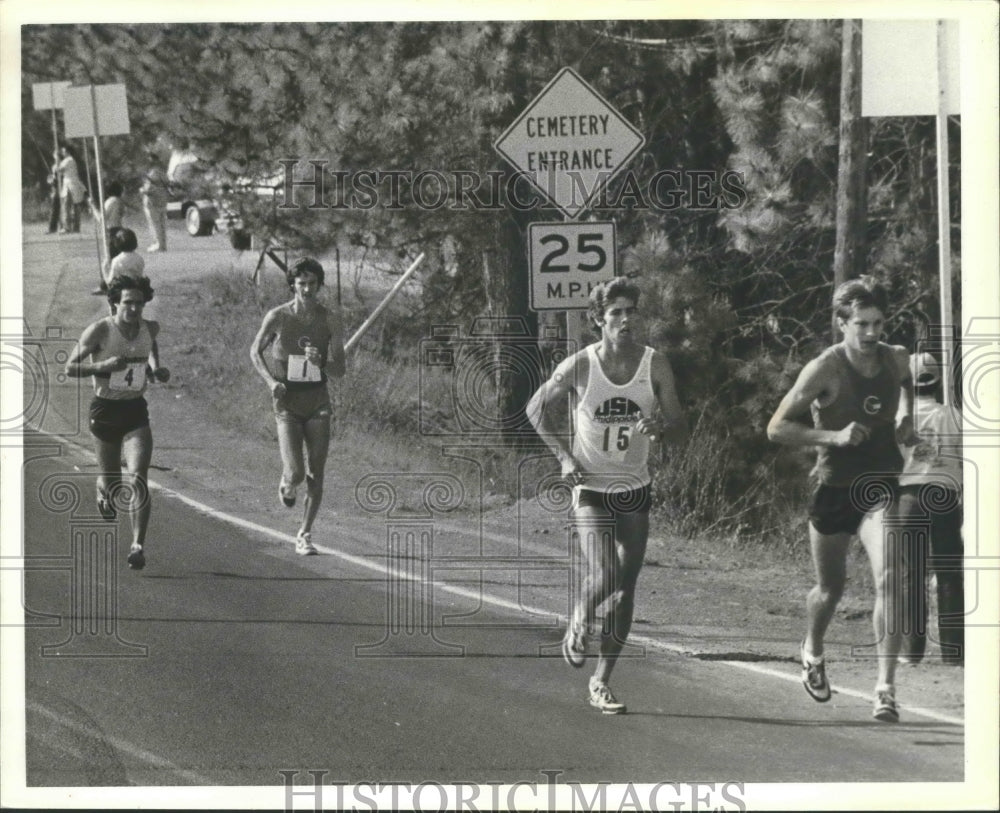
[494, 67, 645, 219]
[528, 221, 616, 311]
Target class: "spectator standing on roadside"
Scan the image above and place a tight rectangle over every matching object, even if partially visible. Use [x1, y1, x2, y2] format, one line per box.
[102, 228, 146, 302]
[92, 180, 126, 284]
[141, 152, 169, 252]
[897, 352, 964, 666]
[96, 179, 125, 232]
[57, 142, 87, 233]
[767, 275, 918, 723]
[46, 150, 61, 234]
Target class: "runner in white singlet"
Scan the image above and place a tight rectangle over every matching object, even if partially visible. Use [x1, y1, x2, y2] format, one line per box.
[528, 278, 688, 714]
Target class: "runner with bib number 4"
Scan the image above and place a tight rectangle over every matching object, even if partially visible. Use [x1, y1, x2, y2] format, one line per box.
[65, 276, 170, 571]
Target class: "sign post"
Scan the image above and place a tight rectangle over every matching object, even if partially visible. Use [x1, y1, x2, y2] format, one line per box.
[527, 221, 617, 311]
[494, 66, 645, 354]
[862, 20, 960, 404]
[64, 84, 130, 287]
[31, 81, 70, 160]
[32, 82, 71, 235]
[494, 67, 645, 221]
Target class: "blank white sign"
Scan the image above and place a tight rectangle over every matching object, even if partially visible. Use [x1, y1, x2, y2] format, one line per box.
[31, 81, 71, 111]
[862, 20, 960, 117]
[63, 84, 130, 138]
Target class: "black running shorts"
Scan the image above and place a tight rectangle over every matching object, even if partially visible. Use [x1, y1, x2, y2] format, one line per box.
[89, 396, 149, 443]
[809, 479, 899, 536]
[273, 384, 331, 425]
[574, 484, 652, 516]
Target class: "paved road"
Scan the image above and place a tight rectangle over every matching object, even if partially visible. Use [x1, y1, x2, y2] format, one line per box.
[11, 219, 964, 793]
[21, 450, 964, 787]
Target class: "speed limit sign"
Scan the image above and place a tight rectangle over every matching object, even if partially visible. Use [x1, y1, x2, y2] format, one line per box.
[528, 222, 617, 310]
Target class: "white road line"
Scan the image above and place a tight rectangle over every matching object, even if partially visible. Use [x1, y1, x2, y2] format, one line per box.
[27, 701, 215, 785]
[688, 658, 963, 725]
[154, 478, 966, 727]
[43, 430, 966, 727]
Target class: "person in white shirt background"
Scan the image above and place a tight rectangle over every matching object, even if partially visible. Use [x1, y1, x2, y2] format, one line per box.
[897, 351, 964, 666]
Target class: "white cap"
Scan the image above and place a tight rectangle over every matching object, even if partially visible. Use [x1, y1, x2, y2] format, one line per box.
[910, 352, 941, 386]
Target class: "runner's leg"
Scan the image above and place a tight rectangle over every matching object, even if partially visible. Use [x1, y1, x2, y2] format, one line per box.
[571, 504, 616, 634]
[122, 425, 154, 550]
[805, 527, 851, 658]
[299, 413, 330, 536]
[591, 510, 648, 686]
[276, 417, 306, 490]
[94, 435, 122, 512]
[859, 509, 903, 691]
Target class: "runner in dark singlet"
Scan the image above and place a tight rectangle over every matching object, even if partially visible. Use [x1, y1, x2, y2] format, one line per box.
[768, 275, 918, 721]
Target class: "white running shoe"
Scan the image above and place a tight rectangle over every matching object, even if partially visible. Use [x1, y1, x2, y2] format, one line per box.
[126, 545, 145, 570]
[279, 478, 297, 508]
[872, 687, 899, 723]
[588, 679, 626, 714]
[562, 622, 587, 668]
[800, 640, 831, 702]
[295, 532, 317, 556]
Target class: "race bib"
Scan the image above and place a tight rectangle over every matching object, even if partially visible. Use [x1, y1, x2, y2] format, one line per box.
[286, 354, 322, 382]
[108, 362, 146, 391]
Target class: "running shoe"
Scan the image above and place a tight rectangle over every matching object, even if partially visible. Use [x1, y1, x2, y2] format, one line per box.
[588, 679, 626, 714]
[127, 545, 145, 570]
[872, 688, 899, 723]
[96, 490, 116, 521]
[800, 640, 831, 702]
[561, 621, 587, 668]
[295, 532, 317, 556]
[279, 478, 297, 508]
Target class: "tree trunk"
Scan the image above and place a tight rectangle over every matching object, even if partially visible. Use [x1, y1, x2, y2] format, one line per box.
[482, 209, 538, 444]
[832, 19, 868, 341]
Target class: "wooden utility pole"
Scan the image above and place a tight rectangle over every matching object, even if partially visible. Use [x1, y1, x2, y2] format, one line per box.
[832, 19, 868, 341]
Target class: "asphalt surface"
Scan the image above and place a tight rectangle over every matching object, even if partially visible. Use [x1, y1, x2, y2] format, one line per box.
[12, 220, 966, 793]
[21, 449, 965, 787]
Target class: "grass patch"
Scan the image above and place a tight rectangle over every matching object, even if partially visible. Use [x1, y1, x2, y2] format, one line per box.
[163, 265, 812, 549]
[163, 266, 527, 513]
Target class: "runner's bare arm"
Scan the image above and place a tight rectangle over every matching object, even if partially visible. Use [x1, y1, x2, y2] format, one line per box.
[527, 352, 586, 476]
[767, 357, 870, 447]
[892, 344, 918, 446]
[639, 350, 688, 443]
[64, 321, 126, 377]
[145, 322, 170, 383]
[250, 308, 283, 395]
[326, 306, 346, 378]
